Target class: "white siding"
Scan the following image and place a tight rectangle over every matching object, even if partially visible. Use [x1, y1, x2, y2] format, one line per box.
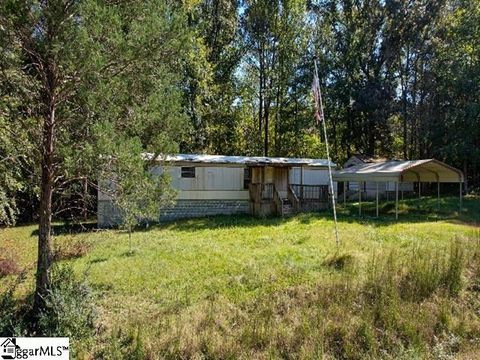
[289, 168, 302, 184]
[289, 167, 332, 186]
[151, 165, 247, 200]
[152, 165, 245, 190]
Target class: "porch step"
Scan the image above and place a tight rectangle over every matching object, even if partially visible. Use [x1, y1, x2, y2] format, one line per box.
[282, 199, 294, 216]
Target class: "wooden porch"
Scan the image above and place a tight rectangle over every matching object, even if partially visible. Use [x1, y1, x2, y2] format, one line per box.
[248, 165, 329, 217]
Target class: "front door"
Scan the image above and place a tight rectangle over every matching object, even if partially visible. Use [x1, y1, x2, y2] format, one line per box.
[274, 167, 289, 198]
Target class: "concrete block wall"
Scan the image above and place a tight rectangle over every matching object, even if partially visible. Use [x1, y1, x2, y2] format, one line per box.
[98, 199, 250, 227]
[98, 200, 122, 228]
[159, 199, 249, 221]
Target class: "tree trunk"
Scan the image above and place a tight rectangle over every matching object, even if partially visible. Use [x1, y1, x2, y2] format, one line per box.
[129, 226, 132, 252]
[402, 47, 410, 159]
[258, 49, 264, 150]
[264, 98, 269, 157]
[274, 85, 281, 156]
[82, 177, 88, 222]
[34, 103, 55, 314]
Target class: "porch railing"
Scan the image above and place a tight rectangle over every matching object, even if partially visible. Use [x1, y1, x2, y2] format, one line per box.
[249, 183, 274, 202]
[288, 185, 300, 212]
[290, 184, 329, 201]
[273, 185, 284, 216]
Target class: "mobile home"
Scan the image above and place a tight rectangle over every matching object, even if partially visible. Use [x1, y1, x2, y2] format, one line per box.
[98, 154, 336, 227]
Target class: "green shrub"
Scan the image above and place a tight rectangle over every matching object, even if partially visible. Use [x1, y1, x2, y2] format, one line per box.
[36, 264, 96, 341]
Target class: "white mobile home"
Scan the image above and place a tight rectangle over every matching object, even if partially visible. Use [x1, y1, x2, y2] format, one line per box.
[98, 154, 336, 227]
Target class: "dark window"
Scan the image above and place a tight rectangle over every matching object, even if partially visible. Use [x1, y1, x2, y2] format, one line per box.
[181, 166, 196, 178]
[243, 168, 251, 189]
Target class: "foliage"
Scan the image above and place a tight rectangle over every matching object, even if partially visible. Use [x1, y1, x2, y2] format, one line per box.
[0, 0, 479, 226]
[0, 38, 35, 225]
[36, 264, 96, 341]
[0, 265, 96, 357]
[183, 0, 480, 185]
[0, 0, 192, 311]
[96, 122, 177, 245]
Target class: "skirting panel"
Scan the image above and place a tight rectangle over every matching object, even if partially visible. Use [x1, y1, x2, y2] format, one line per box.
[160, 199, 250, 221]
[97, 199, 250, 227]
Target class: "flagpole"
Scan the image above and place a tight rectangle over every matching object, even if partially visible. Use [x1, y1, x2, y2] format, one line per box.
[314, 58, 340, 247]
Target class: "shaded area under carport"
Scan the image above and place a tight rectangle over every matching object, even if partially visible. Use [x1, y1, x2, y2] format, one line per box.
[333, 159, 464, 219]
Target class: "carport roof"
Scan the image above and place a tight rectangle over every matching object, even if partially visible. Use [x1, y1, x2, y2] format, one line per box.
[333, 159, 463, 183]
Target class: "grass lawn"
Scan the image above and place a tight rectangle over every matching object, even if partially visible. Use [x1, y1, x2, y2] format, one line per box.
[1, 196, 480, 359]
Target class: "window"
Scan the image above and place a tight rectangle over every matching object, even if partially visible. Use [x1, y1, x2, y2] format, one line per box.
[181, 166, 196, 178]
[243, 168, 251, 189]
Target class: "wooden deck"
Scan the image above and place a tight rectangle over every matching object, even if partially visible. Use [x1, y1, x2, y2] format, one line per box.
[249, 182, 329, 217]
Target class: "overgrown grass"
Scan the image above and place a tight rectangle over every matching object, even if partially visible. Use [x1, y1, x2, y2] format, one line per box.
[0, 196, 479, 358]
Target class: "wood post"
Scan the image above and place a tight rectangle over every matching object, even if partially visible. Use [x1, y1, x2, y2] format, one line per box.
[359, 181, 362, 216]
[437, 181, 440, 210]
[300, 166, 304, 200]
[395, 181, 399, 220]
[417, 181, 421, 210]
[343, 182, 346, 206]
[376, 182, 379, 218]
[459, 182, 463, 212]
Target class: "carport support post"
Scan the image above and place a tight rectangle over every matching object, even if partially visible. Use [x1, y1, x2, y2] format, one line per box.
[459, 182, 463, 211]
[437, 180, 440, 210]
[376, 182, 379, 218]
[343, 182, 346, 206]
[300, 166, 304, 199]
[395, 181, 399, 220]
[417, 179, 421, 211]
[359, 181, 362, 216]
[418, 182, 421, 210]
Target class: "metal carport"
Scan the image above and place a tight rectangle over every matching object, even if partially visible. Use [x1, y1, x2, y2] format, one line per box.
[333, 159, 464, 219]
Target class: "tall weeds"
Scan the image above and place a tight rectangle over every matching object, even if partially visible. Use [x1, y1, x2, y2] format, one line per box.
[96, 238, 480, 359]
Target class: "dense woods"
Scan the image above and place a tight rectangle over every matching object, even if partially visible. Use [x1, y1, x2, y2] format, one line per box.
[1, 0, 479, 227]
[181, 0, 480, 188]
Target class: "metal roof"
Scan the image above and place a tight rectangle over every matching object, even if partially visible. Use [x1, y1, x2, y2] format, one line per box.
[145, 153, 335, 167]
[333, 159, 463, 183]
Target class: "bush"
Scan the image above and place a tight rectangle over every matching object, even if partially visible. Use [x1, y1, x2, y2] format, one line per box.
[0, 265, 96, 357]
[36, 264, 96, 341]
